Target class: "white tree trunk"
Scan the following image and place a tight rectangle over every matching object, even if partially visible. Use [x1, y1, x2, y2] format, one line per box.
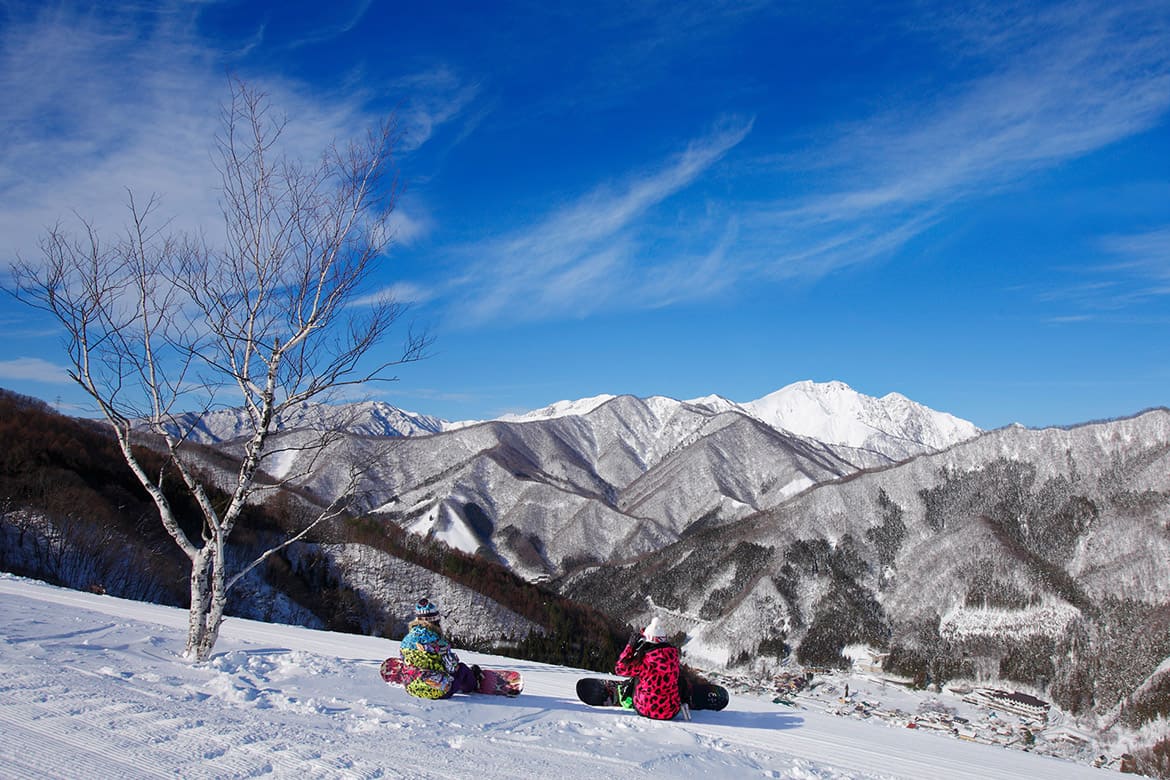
[186, 548, 214, 661]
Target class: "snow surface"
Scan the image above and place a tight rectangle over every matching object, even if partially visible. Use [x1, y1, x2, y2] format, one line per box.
[0, 575, 1112, 780]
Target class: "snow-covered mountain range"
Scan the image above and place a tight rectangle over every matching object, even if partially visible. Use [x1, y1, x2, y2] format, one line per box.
[174, 380, 980, 458]
[208, 381, 980, 582]
[469, 381, 981, 461]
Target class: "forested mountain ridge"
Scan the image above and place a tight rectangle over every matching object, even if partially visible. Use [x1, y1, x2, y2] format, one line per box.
[0, 388, 625, 672]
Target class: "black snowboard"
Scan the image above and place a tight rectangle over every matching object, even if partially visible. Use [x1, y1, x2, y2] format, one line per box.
[577, 677, 729, 711]
[576, 677, 624, 706]
[688, 681, 730, 711]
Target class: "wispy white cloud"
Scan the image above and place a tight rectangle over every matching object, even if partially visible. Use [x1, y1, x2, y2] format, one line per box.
[449, 117, 753, 324]
[275, 0, 375, 50]
[533, 0, 777, 113]
[1090, 226, 1170, 307]
[389, 66, 483, 153]
[5, 0, 1166, 341]
[386, 203, 431, 246]
[1, 2, 221, 253]
[350, 281, 437, 309]
[1099, 227, 1170, 281]
[0, 1, 467, 265]
[1039, 226, 1170, 316]
[0, 357, 71, 384]
[637, 220, 741, 309]
[742, 0, 1170, 280]
[451, 1, 1169, 325]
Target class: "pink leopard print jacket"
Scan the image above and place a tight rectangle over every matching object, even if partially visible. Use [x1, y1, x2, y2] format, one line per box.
[614, 641, 682, 720]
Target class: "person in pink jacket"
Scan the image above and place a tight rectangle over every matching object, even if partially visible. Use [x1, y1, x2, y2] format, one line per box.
[614, 616, 685, 720]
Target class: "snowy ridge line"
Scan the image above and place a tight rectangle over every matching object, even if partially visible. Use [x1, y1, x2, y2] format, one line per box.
[170, 380, 982, 461]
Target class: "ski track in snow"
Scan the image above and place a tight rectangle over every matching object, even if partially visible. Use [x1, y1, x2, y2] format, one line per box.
[0, 575, 1111, 779]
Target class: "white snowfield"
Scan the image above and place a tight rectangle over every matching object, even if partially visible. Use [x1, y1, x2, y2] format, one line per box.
[0, 575, 1110, 780]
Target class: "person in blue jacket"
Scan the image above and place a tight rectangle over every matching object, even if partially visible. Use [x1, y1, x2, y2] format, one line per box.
[399, 597, 480, 699]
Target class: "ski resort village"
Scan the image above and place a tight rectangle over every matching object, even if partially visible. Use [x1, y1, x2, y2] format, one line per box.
[716, 655, 1120, 769]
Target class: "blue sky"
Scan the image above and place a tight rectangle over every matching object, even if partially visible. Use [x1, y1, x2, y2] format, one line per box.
[1, 0, 1168, 430]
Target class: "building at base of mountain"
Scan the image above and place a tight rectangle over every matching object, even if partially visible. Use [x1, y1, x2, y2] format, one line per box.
[961, 688, 1050, 720]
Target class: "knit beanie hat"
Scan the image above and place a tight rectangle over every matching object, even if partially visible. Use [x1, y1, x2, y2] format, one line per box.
[643, 616, 667, 643]
[414, 598, 440, 621]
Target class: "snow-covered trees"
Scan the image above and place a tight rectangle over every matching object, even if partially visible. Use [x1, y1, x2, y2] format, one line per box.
[8, 80, 428, 661]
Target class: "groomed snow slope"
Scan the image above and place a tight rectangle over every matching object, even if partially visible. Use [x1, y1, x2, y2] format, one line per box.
[0, 575, 1109, 780]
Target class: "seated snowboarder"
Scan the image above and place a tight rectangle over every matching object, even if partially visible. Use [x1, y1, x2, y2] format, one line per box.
[614, 616, 687, 720]
[399, 597, 481, 699]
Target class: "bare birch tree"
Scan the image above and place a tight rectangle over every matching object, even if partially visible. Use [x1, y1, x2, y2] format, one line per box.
[8, 80, 429, 661]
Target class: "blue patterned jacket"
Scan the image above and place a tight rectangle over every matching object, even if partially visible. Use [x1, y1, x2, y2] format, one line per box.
[399, 619, 461, 699]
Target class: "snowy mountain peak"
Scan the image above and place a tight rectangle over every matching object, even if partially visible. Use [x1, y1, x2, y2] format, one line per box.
[493, 394, 617, 424]
[742, 380, 980, 456]
[683, 393, 742, 414]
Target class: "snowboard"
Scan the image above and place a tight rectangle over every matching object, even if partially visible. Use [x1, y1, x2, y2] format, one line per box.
[688, 681, 730, 711]
[476, 667, 523, 697]
[380, 658, 522, 697]
[576, 677, 626, 706]
[575, 677, 728, 711]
